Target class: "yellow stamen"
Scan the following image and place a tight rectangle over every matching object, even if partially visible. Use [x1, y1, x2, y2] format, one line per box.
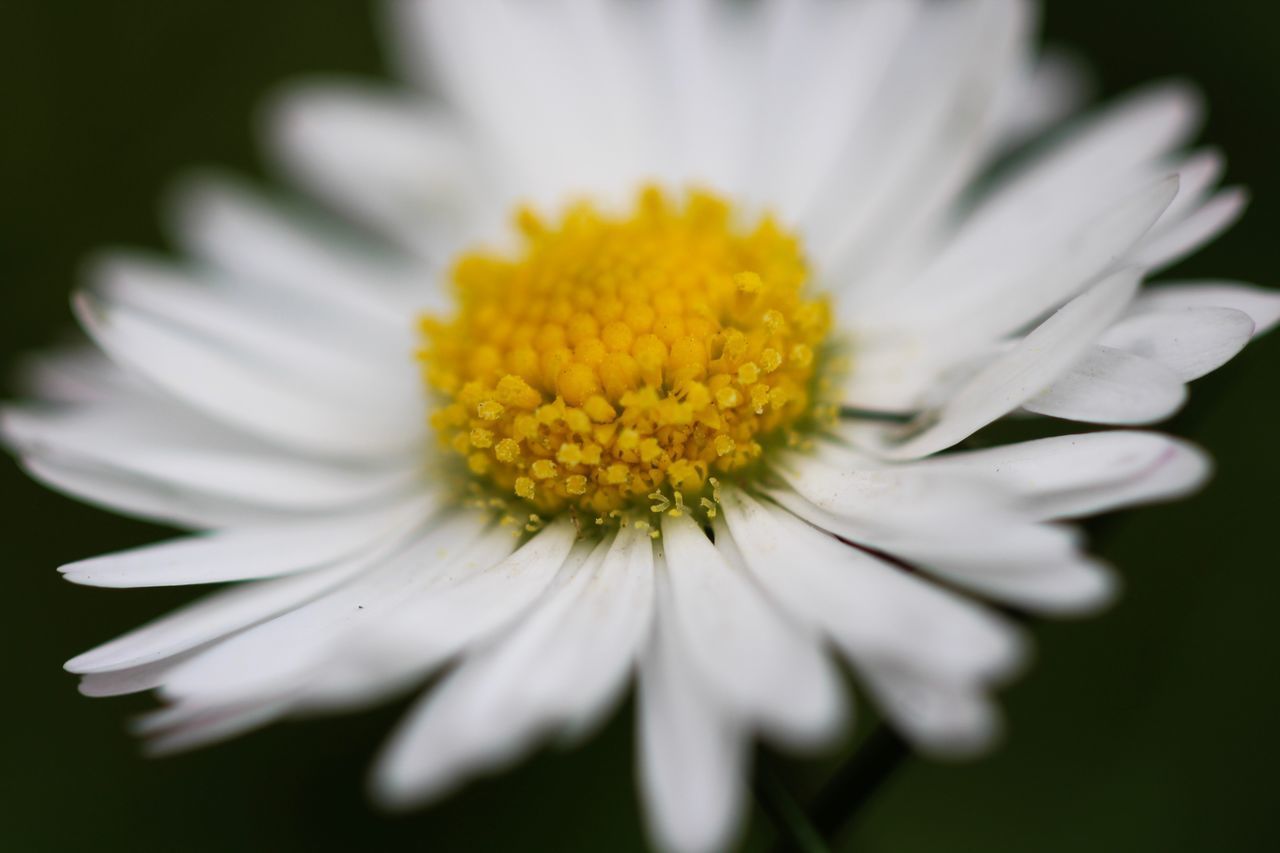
[419, 186, 830, 514]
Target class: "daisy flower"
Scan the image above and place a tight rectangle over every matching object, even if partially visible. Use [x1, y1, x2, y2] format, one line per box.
[5, 0, 1278, 850]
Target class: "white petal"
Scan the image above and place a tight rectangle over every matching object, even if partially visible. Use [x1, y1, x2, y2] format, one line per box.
[370, 526, 653, 805]
[870, 176, 1175, 359]
[810, 0, 1031, 280]
[659, 512, 844, 749]
[157, 512, 502, 704]
[774, 442, 1016, 528]
[923, 431, 1211, 520]
[59, 497, 433, 588]
[751, 0, 923, 219]
[17, 451, 266, 529]
[652, 0, 754, 193]
[168, 175, 431, 323]
[74, 289, 416, 461]
[1133, 281, 1280, 336]
[766, 487, 1114, 616]
[1135, 187, 1249, 272]
[76, 652, 202, 698]
[2, 402, 418, 512]
[1103, 306, 1258, 381]
[136, 697, 295, 755]
[1022, 345, 1188, 424]
[303, 517, 579, 710]
[1152, 148, 1225, 227]
[888, 268, 1144, 458]
[90, 254, 421, 420]
[856, 665, 1002, 758]
[390, 0, 670, 206]
[718, 489, 1023, 685]
[637, 558, 749, 853]
[969, 81, 1201, 220]
[64, 556, 372, 675]
[994, 48, 1092, 150]
[267, 79, 478, 257]
[15, 345, 146, 404]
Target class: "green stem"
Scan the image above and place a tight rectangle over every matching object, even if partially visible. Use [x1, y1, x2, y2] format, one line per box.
[756, 761, 830, 853]
[807, 726, 909, 844]
[765, 725, 909, 853]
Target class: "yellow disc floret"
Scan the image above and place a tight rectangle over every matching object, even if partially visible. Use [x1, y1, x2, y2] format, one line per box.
[419, 186, 831, 516]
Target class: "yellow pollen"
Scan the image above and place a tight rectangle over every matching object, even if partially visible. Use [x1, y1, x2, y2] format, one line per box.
[419, 186, 830, 514]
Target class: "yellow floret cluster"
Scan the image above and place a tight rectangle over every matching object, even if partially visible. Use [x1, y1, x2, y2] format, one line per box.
[419, 186, 831, 518]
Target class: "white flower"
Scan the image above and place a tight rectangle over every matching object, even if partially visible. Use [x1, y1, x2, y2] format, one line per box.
[5, 1, 1277, 851]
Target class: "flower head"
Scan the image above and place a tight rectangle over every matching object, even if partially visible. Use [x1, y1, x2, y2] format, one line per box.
[422, 186, 832, 517]
[5, 1, 1278, 851]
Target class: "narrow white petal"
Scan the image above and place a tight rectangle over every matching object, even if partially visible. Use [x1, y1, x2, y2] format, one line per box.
[1102, 306, 1257, 380]
[370, 527, 653, 805]
[637, 556, 749, 853]
[368, 537, 598, 806]
[877, 177, 1175, 358]
[1022, 345, 1188, 424]
[1153, 148, 1225, 227]
[59, 497, 433, 588]
[74, 290, 416, 460]
[304, 517, 579, 710]
[1135, 187, 1249, 272]
[888, 268, 1143, 458]
[3, 402, 418, 512]
[64, 556, 371, 674]
[17, 452, 265, 529]
[169, 175, 429, 323]
[970, 81, 1201, 220]
[812, 0, 1030, 281]
[994, 48, 1091, 150]
[767, 488, 1114, 616]
[89, 254, 422, 425]
[753, 0, 922, 219]
[76, 652, 202, 698]
[719, 489, 1024, 685]
[774, 443, 1017, 528]
[136, 698, 295, 755]
[158, 512, 503, 704]
[856, 664, 1002, 758]
[267, 80, 477, 257]
[922, 431, 1211, 520]
[1133, 281, 1280, 336]
[15, 345, 145, 404]
[659, 512, 844, 749]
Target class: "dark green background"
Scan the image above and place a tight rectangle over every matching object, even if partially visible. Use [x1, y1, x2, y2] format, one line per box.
[2, 2, 1276, 851]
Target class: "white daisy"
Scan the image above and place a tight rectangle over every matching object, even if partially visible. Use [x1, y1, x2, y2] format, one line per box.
[5, 1, 1278, 851]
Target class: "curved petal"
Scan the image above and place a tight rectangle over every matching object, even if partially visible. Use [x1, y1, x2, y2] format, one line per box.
[156, 512, 502, 703]
[719, 489, 1024, 686]
[637, 555, 749, 853]
[1022, 345, 1188, 424]
[659, 512, 845, 749]
[1102, 305, 1257, 381]
[74, 288, 419, 461]
[63, 553, 377, 675]
[767, 485, 1114, 616]
[2, 402, 419, 513]
[370, 525, 653, 805]
[168, 175, 433, 323]
[58, 496, 434, 588]
[266, 79, 481, 257]
[923, 431, 1211, 520]
[304, 517, 579, 711]
[1133, 281, 1280, 336]
[887, 268, 1143, 458]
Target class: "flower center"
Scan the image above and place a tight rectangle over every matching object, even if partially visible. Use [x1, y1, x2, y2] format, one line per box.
[419, 186, 832, 520]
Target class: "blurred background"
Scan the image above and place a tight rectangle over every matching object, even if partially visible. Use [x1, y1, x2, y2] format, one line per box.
[1, 1, 1276, 850]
